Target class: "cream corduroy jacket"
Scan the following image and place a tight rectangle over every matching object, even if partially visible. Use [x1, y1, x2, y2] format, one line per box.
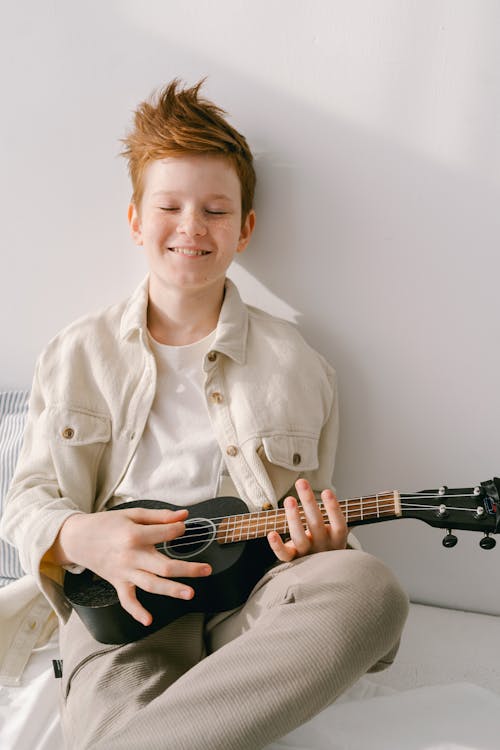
[0, 275, 339, 683]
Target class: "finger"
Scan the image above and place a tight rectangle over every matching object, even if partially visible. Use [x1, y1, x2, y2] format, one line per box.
[139, 520, 188, 546]
[294, 479, 332, 554]
[132, 569, 196, 602]
[124, 507, 189, 525]
[114, 521, 187, 555]
[144, 552, 212, 580]
[116, 581, 154, 627]
[267, 531, 297, 562]
[283, 497, 311, 556]
[321, 489, 348, 548]
[295, 478, 328, 536]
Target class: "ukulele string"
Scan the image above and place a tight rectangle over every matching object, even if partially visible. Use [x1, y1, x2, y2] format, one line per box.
[164, 492, 477, 529]
[161, 496, 482, 550]
[399, 494, 477, 500]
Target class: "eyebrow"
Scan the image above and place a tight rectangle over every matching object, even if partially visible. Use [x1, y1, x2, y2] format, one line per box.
[152, 190, 234, 202]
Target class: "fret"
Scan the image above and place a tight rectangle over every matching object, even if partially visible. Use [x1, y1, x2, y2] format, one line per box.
[217, 515, 230, 544]
[216, 491, 400, 545]
[273, 511, 278, 531]
[235, 515, 242, 542]
[231, 512, 238, 542]
[343, 493, 398, 525]
[236, 511, 244, 542]
[276, 509, 288, 535]
[243, 514, 250, 540]
[251, 512, 259, 538]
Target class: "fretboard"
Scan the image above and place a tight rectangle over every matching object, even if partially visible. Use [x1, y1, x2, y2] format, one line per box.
[216, 491, 401, 545]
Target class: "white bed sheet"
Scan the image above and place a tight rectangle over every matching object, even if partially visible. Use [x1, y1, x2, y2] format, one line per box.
[2, 613, 500, 750]
[0, 635, 62, 750]
[267, 682, 500, 750]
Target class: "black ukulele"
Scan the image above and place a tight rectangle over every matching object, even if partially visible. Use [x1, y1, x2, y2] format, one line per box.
[63, 478, 500, 644]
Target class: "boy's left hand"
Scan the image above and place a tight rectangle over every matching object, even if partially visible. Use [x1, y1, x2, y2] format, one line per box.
[267, 478, 348, 562]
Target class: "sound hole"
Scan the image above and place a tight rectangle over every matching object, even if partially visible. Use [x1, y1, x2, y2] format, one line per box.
[164, 518, 215, 559]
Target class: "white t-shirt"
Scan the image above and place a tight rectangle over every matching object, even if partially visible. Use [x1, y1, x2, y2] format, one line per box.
[112, 329, 223, 507]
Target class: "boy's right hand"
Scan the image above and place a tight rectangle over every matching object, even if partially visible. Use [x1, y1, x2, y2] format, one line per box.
[50, 507, 212, 626]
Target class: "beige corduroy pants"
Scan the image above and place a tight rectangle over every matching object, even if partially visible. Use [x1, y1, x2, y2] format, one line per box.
[58, 549, 409, 750]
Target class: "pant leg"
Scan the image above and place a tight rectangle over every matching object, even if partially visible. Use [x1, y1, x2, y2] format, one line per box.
[58, 610, 206, 749]
[208, 548, 407, 674]
[92, 549, 408, 750]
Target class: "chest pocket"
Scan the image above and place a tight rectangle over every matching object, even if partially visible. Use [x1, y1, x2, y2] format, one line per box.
[43, 406, 111, 507]
[46, 407, 111, 446]
[258, 434, 320, 498]
[260, 434, 319, 471]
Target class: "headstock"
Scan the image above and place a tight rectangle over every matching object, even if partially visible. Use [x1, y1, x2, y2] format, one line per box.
[400, 478, 500, 549]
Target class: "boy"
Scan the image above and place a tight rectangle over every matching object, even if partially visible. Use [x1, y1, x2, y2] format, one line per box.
[1, 78, 408, 749]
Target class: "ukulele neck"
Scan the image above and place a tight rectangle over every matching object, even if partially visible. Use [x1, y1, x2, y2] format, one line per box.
[216, 491, 401, 544]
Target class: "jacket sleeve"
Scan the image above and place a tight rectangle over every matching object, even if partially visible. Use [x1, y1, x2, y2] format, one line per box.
[0, 355, 87, 616]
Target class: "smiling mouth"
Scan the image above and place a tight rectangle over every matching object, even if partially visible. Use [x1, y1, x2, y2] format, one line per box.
[168, 247, 211, 256]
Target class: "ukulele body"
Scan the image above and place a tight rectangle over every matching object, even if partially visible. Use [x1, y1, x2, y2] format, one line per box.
[63, 497, 276, 644]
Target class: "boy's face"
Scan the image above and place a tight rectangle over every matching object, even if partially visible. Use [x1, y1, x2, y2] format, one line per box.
[128, 154, 255, 297]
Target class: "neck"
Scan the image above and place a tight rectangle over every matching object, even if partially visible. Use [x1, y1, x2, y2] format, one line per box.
[147, 276, 225, 346]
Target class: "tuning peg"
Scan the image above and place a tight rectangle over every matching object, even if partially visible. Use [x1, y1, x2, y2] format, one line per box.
[479, 534, 496, 550]
[437, 503, 449, 519]
[442, 531, 458, 548]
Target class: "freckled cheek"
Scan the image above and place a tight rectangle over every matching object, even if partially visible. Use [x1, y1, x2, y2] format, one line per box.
[216, 217, 233, 230]
[214, 217, 241, 241]
[143, 222, 174, 247]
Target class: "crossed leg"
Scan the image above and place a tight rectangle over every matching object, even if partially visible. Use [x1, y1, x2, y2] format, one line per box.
[60, 550, 409, 750]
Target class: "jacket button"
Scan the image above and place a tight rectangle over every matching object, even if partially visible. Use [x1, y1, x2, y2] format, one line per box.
[292, 452, 301, 465]
[62, 427, 75, 440]
[226, 445, 238, 457]
[210, 391, 223, 403]
[207, 351, 217, 362]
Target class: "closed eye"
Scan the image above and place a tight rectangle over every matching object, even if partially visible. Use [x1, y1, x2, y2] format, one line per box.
[159, 208, 227, 215]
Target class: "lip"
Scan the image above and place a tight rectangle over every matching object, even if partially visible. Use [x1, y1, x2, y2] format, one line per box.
[168, 246, 212, 254]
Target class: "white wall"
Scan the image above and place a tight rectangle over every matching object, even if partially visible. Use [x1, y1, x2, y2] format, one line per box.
[1, 0, 499, 613]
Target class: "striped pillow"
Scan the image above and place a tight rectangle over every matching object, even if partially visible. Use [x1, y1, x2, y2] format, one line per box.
[0, 390, 29, 587]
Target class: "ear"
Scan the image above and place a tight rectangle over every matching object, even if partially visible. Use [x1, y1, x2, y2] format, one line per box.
[128, 203, 143, 245]
[236, 209, 256, 254]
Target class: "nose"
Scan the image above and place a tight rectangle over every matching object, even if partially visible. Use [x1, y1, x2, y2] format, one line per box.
[177, 208, 207, 237]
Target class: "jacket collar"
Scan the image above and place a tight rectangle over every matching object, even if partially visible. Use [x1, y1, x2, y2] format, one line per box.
[119, 275, 248, 365]
[213, 277, 248, 365]
[119, 275, 150, 340]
